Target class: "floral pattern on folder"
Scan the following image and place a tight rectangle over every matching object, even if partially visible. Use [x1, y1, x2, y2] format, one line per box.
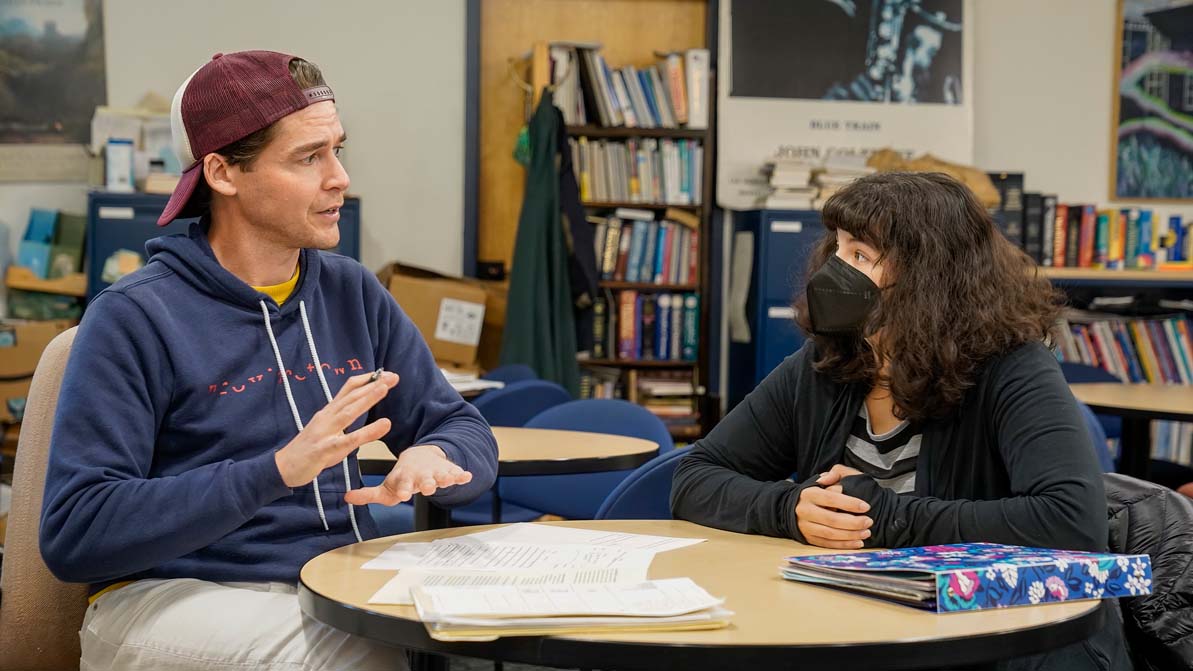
[786, 543, 1152, 613]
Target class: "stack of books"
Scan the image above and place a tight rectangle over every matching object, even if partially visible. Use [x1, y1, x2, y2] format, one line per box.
[763, 157, 817, 210]
[780, 542, 1152, 612]
[637, 372, 701, 432]
[812, 155, 875, 209]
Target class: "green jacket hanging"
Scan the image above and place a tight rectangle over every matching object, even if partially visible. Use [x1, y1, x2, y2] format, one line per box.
[499, 89, 580, 396]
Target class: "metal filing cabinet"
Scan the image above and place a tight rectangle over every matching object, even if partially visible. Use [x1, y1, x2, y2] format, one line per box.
[86, 191, 361, 302]
[727, 210, 825, 410]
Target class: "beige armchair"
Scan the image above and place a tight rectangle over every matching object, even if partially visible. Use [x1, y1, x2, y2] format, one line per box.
[0, 327, 88, 670]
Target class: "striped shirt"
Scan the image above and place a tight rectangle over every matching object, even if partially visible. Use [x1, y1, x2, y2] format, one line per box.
[842, 405, 921, 494]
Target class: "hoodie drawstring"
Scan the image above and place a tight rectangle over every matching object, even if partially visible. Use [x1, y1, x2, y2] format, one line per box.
[299, 300, 362, 543]
[260, 300, 363, 543]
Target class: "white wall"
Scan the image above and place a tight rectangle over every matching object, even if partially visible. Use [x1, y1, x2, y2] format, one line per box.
[973, 0, 1192, 222]
[2, 0, 466, 317]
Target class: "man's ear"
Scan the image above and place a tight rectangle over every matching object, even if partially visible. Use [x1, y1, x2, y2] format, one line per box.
[203, 153, 237, 197]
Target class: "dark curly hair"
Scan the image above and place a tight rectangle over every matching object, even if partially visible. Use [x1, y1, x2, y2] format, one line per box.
[793, 171, 1063, 422]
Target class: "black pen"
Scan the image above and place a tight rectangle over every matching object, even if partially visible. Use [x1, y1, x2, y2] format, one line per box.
[369, 367, 384, 383]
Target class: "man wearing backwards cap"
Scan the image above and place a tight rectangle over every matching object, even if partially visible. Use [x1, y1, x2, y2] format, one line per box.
[39, 51, 497, 670]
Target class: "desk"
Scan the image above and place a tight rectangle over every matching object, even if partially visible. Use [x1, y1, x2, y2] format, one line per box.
[1070, 383, 1193, 480]
[299, 520, 1105, 671]
[358, 427, 659, 529]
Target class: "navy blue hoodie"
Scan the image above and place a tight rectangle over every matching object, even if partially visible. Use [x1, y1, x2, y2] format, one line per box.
[40, 222, 498, 587]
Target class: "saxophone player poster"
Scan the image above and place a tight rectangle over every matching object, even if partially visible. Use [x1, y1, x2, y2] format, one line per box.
[1111, 0, 1193, 201]
[716, 0, 974, 209]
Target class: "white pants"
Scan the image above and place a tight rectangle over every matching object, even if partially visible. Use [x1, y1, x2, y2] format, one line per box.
[80, 579, 408, 671]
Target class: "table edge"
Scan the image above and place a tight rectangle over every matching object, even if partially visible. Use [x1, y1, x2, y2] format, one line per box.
[297, 577, 1107, 670]
[360, 451, 657, 477]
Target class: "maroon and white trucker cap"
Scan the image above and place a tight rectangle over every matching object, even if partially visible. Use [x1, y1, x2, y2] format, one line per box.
[158, 50, 335, 226]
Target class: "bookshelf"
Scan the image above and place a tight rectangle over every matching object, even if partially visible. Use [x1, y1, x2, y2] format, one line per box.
[570, 105, 715, 439]
[599, 281, 698, 292]
[1042, 262, 1193, 466]
[478, 0, 714, 441]
[582, 359, 698, 369]
[581, 201, 701, 211]
[1042, 267, 1193, 287]
[4, 266, 87, 297]
[567, 125, 707, 140]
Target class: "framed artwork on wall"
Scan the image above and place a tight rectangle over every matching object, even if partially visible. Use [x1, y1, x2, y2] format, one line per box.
[1111, 0, 1193, 201]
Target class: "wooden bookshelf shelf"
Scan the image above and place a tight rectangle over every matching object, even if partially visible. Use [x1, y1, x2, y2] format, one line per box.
[580, 359, 697, 369]
[599, 281, 698, 292]
[667, 424, 703, 439]
[566, 125, 707, 140]
[1041, 267, 1193, 286]
[4, 266, 87, 297]
[582, 201, 701, 211]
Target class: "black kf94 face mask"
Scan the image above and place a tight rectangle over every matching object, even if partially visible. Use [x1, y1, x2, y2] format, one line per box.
[806, 255, 880, 336]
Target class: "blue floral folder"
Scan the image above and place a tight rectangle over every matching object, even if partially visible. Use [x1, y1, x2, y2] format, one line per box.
[781, 543, 1152, 613]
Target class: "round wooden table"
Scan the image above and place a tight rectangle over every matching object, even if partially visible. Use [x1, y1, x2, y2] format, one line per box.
[298, 520, 1106, 671]
[1070, 383, 1193, 479]
[358, 427, 659, 529]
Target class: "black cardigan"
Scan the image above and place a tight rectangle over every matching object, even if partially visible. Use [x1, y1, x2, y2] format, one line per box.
[672, 340, 1108, 552]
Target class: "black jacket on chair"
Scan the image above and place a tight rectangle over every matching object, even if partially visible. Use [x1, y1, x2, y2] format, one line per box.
[1104, 473, 1193, 670]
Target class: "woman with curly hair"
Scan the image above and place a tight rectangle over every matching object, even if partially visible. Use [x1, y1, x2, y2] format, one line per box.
[672, 171, 1129, 669]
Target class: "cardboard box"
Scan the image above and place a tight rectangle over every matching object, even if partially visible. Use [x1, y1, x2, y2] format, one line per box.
[378, 264, 487, 368]
[473, 279, 508, 372]
[0, 319, 76, 424]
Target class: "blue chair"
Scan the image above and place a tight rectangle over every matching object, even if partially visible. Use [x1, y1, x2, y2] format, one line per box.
[595, 447, 691, 520]
[1060, 362, 1123, 441]
[498, 399, 675, 520]
[481, 364, 537, 384]
[1078, 402, 1117, 474]
[472, 379, 572, 428]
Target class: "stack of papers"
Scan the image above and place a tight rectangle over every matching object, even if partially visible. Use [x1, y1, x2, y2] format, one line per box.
[412, 578, 732, 641]
[364, 523, 725, 638]
[366, 523, 704, 606]
[438, 368, 504, 394]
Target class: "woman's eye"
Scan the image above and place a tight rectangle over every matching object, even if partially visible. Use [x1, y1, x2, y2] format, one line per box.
[854, 250, 868, 263]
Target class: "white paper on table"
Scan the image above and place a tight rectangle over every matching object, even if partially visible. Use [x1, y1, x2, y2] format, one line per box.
[450, 380, 505, 394]
[456, 523, 706, 554]
[412, 577, 723, 620]
[368, 564, 651, 605]
[361, 543, 434, 571]
[429, 607, 734, 629]
[412, 541, 656, 573]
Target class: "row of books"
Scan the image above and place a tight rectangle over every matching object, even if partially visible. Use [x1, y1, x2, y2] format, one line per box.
[1054, 314, 1193, 385]
[590, 290, 700, 363]
[550, 44, 710, 130]
[1054, 313, 1192, 465]
[987, 173, 1193, 268]
[572, 137, 704, 207]
[592, 208, 699, 285]
[1152, 421, 1193, 465]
